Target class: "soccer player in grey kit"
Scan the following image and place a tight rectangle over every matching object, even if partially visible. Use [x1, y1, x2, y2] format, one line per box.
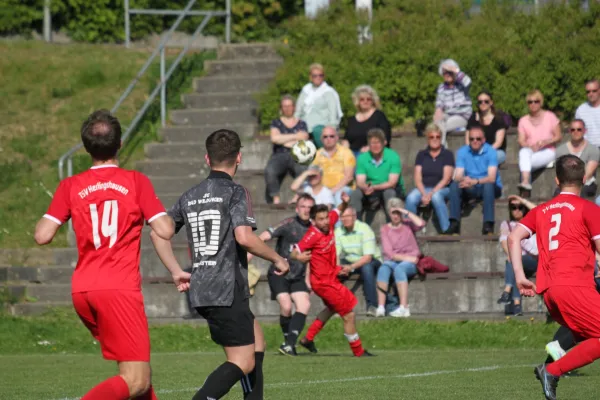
[151, 129, 290, 400]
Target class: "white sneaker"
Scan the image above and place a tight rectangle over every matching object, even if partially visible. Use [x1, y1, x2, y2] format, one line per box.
[389, 306, 410, 318]
[375, 306, 385, 317]
[545, 340, 566, 361]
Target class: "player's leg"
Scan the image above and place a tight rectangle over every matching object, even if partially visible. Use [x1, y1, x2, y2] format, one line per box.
[276, 293, 293, 343]
[300, 306, 335, 353]
[545, 325, 576, 364]
[241, 320, 266, 400]
[285, 289, 311, 348]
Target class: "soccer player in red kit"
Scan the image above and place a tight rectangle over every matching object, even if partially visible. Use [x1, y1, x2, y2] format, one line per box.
[290, 193, 374, 357]
[34, 110, 190, 400]
[508, 155, 600, 400]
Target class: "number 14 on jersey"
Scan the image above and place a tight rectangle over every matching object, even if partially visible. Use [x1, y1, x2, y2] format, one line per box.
[90, 201, 118, 250]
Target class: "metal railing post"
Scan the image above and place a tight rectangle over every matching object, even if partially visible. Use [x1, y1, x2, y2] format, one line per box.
[225, 0, 231, 43]
[125, 0, 131, 48]
[160, 47, 167, 128]
[43, 0, 52, 42]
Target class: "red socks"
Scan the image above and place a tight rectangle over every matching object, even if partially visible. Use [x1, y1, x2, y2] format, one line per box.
[134, 385, 159, 400]
[344, 332, 365, 357]
[81, 376, 130, 400]
[547, 338, 600, 376]
[306, 319, 325, 341]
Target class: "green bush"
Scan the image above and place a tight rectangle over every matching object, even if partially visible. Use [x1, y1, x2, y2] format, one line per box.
[258, 0, 600, 129]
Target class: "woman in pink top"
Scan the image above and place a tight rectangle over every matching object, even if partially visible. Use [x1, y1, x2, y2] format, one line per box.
[375, 198, 425, 318]
[517, 89, 563, 192]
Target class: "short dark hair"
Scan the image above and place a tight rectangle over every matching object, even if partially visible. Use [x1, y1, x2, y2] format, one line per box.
[556, 155, 585, 188]
[309, 204, 329, 220]
[571, 119, 586, 128]
[297, 193, 315, 205]
[205, 129, 242, 167]
[81, 109, 122, 161]
[469, 123, 484, 134]
[367, 128, 386, 144]
[585, 78, 599, 87]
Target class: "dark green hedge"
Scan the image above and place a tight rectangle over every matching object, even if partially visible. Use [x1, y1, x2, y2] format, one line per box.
[258, 0, 600, 129]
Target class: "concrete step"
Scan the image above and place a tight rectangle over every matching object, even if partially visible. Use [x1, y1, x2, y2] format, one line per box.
[0, 266, 72, 283]
[217, 43, 279, 60]
[170, 107, 256, 126]
[9, 302, 72, 316]
[193, 75, 273, 94]
[183, 92, 257, 109]
[160, 123, 258, 142]
[144, 140, 271, 164]
[24, 284, 72, 302]
[204, 59, 283, 77]
[146, 164, 559, 200]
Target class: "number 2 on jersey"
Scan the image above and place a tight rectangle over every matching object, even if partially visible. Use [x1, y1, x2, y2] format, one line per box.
[90, 201, 118, 250]
[549, 213, 561, 251]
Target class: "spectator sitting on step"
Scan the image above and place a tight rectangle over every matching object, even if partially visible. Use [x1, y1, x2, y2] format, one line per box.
[465, 91, 509, 165]
[497, 195, 538, 316]
[310, 126, 356, 206]
[517, 89, 562, 194]
[445, 124, 503, 236]
[554, 119, 599, 199]
[375, 197, 425, 318]
[433, 59, 472, 146]
[405, 123, 454, 233]
[575, 79, 600, 148]
[295, 63, 343, 149]
[335, 206, 382, 317]
[342, 85, 392, 158]
[264, 94, 310, 204]
[350, 128, 405, 225]
[290, 165, 335, 208]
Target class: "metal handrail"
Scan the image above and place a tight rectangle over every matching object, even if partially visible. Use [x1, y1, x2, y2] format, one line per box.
[57, 0, 229, 181]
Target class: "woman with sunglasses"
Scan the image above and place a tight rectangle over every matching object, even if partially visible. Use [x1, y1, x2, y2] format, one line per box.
[295, 63, 343, 149]
[465, 91, 508, 165]
[517, 90, 563, 194]
[497, 195, 538, 315]
[343, 85, 391, 158]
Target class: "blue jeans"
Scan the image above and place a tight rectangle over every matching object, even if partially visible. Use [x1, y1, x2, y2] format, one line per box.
[496, 149, 506, 165]
[377, 260, 417, 283]
[449, 181, 502, 223]
[504, 254, 538, 301]
[405, 187, 451, 232]
[340, 258, 380, 309]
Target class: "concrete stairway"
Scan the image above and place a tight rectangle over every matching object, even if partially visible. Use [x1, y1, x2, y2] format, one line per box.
[1, 43, 555, 318]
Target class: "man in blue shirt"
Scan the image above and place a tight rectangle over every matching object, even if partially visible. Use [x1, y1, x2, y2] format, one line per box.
[444, 124, 502, 235]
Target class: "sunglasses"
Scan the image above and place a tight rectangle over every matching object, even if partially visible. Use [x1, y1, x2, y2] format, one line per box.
[311, 74, 324, 78]
[477, 99, 491, 105]
[359, 97, 372, 102]
[428, 135, 441, 140]
[322, 135, 335, 139]
[527, 100, 541, 104]
[587, 89, 599, 94]
[570, 128, 584, 132]
[510, 204, 526, 211]
[469, 137, 483, 142]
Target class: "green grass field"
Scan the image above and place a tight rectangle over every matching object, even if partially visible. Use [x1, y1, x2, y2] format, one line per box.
[0, 311, 598, 399]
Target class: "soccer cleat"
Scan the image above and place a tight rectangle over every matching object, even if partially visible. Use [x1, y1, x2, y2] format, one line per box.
[299, 338, 318, 354]
[545, 340, 566, 362]
[359, 350, 376, 357]
[497, 292, 511, 304]
[375, 307, 386, 317]
[534, 364, 559, 400]
[278, 344, 297, 356]
[389, 306, 410, 318]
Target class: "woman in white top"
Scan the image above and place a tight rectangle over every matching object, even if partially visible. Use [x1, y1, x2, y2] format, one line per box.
[497, 195, 538, 315]
[290, 165, 335, 209]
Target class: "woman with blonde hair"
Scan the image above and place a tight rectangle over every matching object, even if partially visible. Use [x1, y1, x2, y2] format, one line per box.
[344, 84, 391, 157]
[517, 90, 562, 193]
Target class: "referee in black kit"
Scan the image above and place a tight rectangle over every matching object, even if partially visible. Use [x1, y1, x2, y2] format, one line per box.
[150, 129, 290, 400]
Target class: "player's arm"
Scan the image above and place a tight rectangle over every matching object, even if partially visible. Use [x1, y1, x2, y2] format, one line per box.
[34, 218, 61, 245]
[150, 230, 191, 292]
[247, 231, 272, 262]
[148, 215, 175, 240]
[235, 226, 289, 275]
[336, 190, 351, 214]
[137, 172, 174, 240]
[35, 180, 71, 245]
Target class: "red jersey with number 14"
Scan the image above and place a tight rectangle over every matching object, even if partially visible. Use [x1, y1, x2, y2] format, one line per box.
[294, 210, 340, 286]
[44, 165, 166, 293]
[519, 192, 600, 294]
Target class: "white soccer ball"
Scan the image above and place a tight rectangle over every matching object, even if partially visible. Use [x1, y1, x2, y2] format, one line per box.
[291, 140, 317, 165]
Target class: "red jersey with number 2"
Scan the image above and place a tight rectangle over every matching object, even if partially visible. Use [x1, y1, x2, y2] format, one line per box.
[518, 192, 600, 294]
[294, 210, 340, 286]
[44, 165, 166, 293]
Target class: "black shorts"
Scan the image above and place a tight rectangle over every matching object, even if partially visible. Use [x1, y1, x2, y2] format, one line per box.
[268, 274, 309, 300]
[195, 281, 255, 347]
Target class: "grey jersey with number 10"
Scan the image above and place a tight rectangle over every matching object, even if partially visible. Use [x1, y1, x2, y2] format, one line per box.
[168, 171, 257, 308]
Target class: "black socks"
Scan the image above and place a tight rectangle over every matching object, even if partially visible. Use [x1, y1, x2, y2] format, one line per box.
[241, 352, 264, 399]
[286, 312, 307, 346]
[193, 361, 244, 400]
[280, 315, 291, 341]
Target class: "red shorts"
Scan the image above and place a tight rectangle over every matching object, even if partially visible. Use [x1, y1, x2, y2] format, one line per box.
[313, 280, 358, 317]
[544, 286, 600, 340]
[72, 290, 150, 362]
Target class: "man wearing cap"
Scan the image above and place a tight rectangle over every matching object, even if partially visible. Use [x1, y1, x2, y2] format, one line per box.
[290, 165, 335, 208]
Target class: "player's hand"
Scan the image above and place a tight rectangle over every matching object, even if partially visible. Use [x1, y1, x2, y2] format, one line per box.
[517, 278, 537, 297]
[296, 250, 312, 263]
[273, 257, 290, 276]
[341, 190, 351, 203]
[172, 270, 192, 292]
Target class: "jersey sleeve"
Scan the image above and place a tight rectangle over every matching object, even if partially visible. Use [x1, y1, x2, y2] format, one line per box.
[329, 209, 340, 227]
[583, 202, 600, 240]
[44, 179, 72, 225]
[268, 218, 293, 238]
[167, 199, 186, 234]
[135, 172, 167, 223]
[518, 207, 538, 237]
[231, 185, 257, 231]
[295, 230, 318, 253]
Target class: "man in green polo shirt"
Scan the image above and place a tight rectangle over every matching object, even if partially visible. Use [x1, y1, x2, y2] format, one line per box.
[335, 207, 382, 317]
[350, 128, 404, 224]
